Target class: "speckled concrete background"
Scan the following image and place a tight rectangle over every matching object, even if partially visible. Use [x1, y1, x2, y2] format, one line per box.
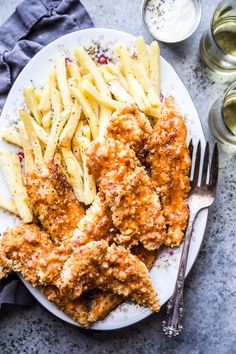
[0, 1, 235, 353]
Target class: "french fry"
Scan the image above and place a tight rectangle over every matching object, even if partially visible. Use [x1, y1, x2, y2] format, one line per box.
[1, 125, 22, 147]
[0, 150, 33, 223]
[101, 71, 134, 104]
[105, 62, 129, 91]
[42, 111, 52, 130]
[90, 99, 99, 123]
[61, 146, 84, 178]
[149, 41, 161, 98]
[55, 53, 72, 109]
[80, 125, 91, 140]
[38, 72, 57, 112]
[59, 101, 81, 147]
[116, 45, 150, 111]
[18, 122, 34, 172]
[82, 73, 94, 84]
[127, 74, 149, 111]
[53, 151, 70, 180]
[131, 57, 160, 106]
[69, 85, 98, 139]
[135, 36, 149, 75]
[35, 90, 42, 102]
[98, 106, 112, 140]
[54, 151, 63, 166]
[72, 142, 82, 165]
[19, 109, 43, 165]
[67, 61, 81, 81]
[71, 120, 84, 160]
[80, 80, 119, 110]
[51, 88, 63, 119]
[44, 109, 70, 162]
[24, 87, 42, 124]
[61, 146, 84, 202]
[68, 77, 77, 89]
[74, 47, 110, 97]
[0, 197, 19, 216]
[77, 137, 96, 205]
[79, 65, 89, 76]
[31, 119, 49, 144]
[143, 106, 161, 119]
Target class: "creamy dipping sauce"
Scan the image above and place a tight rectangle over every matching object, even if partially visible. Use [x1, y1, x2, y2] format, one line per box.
[145, 0, 197, 42]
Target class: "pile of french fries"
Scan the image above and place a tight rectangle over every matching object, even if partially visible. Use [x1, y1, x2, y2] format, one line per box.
[0, 36, 161, 222]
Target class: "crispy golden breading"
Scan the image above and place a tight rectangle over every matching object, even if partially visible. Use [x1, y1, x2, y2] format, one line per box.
[88, 291, 123, 323]
[72, 191, 115, 247]
[132, 244, 158, 269]
[88, 245, 158, 323]
[108, 105, 152, 154]
[41, 286, 90, 328]
[0, 224, 91, 327]
[26, 160, 84, 244]
[71, 106, 152, 249]
[69, 107, 157, 323]
[87, 138, 166, 250]
[0, 224, 57, 284]
[146, 96, 191, 246]
[59, 240, 159, 311]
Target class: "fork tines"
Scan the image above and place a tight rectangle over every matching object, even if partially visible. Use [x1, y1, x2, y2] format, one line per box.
[188, 140, 218, 192]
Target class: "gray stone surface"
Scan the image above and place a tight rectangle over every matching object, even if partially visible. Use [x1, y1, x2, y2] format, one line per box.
[0, 0, 236, 353]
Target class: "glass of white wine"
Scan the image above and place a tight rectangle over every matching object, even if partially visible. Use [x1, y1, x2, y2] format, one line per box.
[200, 0, 236, 80]
[209, 81, 236, 152]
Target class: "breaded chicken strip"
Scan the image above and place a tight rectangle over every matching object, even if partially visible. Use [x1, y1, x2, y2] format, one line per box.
[71, 105, 152, 248]
[26, 160, 84, 244]
[146, 96, 191, 246]
[108, 105, 152, 154]
[87, 138, 166, 250]
[88, 245, 158, 323]
[59, 240, 159, 312]
[71, 192, 115, 247]
[88, 292, 123, 323]
[68, 107, 157, 323]
[0, 224, 57, 284]
[0, 224, 90, 327]
[41, 286, 90, 328]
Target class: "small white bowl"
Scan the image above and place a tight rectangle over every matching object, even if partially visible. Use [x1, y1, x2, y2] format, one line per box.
[141, 0, 202, 43]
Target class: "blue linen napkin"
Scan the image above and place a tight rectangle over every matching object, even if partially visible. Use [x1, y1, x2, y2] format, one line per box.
[0, 0, 93, 308]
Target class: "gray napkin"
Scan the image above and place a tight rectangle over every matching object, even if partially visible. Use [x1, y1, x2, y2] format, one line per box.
[0, 0, 93, 308]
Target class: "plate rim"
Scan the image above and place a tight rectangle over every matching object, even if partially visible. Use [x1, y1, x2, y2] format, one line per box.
[1, 27, 208, 331]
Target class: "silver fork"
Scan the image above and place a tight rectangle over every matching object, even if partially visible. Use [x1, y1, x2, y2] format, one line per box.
[162, 140, 219, 338]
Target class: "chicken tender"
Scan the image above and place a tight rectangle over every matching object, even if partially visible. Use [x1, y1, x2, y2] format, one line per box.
[41, 286, 90, 328]
[0, 224, 57, 284]
[0, 224, 90, 327]
[26, 160, 84, 244]
[88, 291, 123, 323]
[87, 138, 166, 250]
[59, 240, 159, 312]
[71, 106, 152, 248]
[107, 105, 152, 154]
[88, 245, 158, 323]
[146, 96, 191, 246]
[72, 191, 115, 247]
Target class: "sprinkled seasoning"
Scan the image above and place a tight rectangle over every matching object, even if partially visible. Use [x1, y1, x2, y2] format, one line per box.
[144, 0, 196, 42]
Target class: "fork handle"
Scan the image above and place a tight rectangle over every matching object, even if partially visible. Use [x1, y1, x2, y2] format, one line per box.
[162, 211, 197, 337]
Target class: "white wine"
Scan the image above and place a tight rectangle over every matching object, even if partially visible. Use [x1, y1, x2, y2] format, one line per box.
[208, 82, 236, 153]
[223, 88, 236, 135]
[200, 1, 236, 79]
[214, 16, 236, 57]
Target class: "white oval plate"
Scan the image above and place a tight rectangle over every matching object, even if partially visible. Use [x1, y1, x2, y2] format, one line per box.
[0, 28, 207, 331]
